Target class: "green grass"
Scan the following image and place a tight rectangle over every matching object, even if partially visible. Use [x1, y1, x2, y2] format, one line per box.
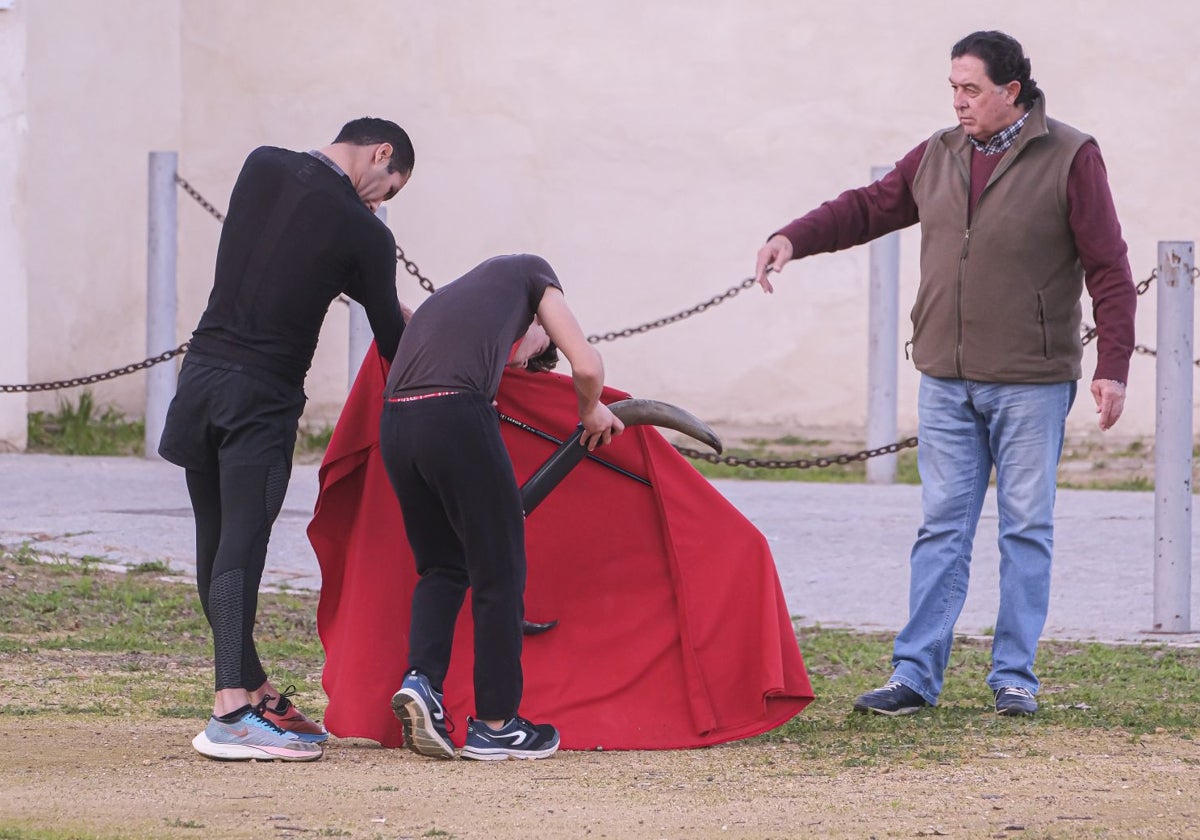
[3, 546, 1198, 766]
[1059, 475, 1155, 492]
[295, 423, 335, 461]
[19, 398, 1170, 492]
[0, 829, 117, 840]
[0, 545, 324, 718]
[686, 443, 921, 484]
[26, 391, 144, 456]
[767, 624, 1200, 766]
[25, 393, 333, 461]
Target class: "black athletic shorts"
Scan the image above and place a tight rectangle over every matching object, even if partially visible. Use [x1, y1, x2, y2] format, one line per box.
[157, 354, 306, 472]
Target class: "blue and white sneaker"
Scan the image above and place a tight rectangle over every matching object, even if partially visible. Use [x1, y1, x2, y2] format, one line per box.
[192, 705, 323, 762]
[391, 670, 456, 759]
[460, 716, 560, 761]
[852, 682, 930, 716]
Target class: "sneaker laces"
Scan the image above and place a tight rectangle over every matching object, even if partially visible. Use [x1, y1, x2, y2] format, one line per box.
[256, 684, 299, 715]
[243, 707, 288, 736]
[998, 686, 1034, 700]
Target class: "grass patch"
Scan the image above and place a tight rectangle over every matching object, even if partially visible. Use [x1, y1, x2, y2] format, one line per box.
[2, 548, 1198, 767]
[295, 423, 335, 462]
[685, 443, 921, 484]
[0, 547, 325, 719]
[25, 393, 335, 462]
[26, 391, 144, 456]
[767, 625, 1200, 765]
[128, 560, 172, 575]
[0, 828, 117, 840]
[1059, 476, 1155, 492]
[685, 431, 1169, 490]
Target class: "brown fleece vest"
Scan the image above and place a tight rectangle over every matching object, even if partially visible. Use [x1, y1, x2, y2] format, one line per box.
[910, 97, 1092, 383]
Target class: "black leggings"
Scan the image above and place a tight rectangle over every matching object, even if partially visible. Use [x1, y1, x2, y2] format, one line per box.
[380, 394, 526, 720]
[185, 462, 290, 692]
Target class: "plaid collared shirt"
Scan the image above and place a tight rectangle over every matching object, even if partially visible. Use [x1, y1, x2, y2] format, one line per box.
[969, 109, 1031, 155]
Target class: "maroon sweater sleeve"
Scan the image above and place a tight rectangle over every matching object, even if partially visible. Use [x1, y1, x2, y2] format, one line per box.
[774, 138, 1136, 383]
[772, 142, 926, 257]
[1069, 142, 1136, 383]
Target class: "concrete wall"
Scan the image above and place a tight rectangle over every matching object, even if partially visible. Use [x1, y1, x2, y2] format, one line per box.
[0, 1, 28, 450]
[23, 0, 182, 424]
[17, 1, 1200, 445]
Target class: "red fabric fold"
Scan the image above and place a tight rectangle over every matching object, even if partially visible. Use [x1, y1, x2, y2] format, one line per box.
[308, 346, 813, 750]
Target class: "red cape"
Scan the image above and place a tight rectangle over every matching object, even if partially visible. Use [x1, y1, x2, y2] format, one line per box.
[308, 349, 813, 750]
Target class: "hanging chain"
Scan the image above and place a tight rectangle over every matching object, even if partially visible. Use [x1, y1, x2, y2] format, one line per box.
[673, 436, 919, 468]
[586, 278, 758, 343]
[0, 345, 190, 394]
[174, 175, 226, 222]
[1080, 268, 1156, 347]
[6, 178, 1174, 472]
[397, 243, 437, 294]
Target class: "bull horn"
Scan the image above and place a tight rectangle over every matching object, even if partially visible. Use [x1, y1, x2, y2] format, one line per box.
[520, 397, 723, 516]
[608, 398, 723, 454]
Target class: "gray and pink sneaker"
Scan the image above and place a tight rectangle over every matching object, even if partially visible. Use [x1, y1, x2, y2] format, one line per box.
[192, 705, 323, 762]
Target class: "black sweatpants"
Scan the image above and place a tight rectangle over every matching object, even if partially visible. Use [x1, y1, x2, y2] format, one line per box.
[379, 393, 526, 720]
[159, 356, 303, 691]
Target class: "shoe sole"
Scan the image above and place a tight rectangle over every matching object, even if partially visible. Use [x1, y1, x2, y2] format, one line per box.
[192, 731, 322, 762]
[392, 688, 456, 759]
[852, 703, 926, 716]
[460, 742, 560, 761]
[996, 706, 1037, 716]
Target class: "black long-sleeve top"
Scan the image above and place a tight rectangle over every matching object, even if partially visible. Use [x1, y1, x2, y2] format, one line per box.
[188, 146, 404, 387]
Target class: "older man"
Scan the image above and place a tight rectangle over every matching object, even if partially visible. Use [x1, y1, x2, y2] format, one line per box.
[755, 31, 1135, 716]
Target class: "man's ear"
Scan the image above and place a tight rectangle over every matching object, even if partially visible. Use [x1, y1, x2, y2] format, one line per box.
[374, 143, 393, 165]
[1005, 80, 1022, 105]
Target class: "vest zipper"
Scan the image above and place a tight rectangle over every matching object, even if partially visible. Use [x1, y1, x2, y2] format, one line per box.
[1037, 292, 1048, 358]
[955, 227, 970, 377]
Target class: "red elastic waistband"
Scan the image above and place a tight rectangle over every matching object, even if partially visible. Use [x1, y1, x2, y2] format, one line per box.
[386, 390, 462, 403]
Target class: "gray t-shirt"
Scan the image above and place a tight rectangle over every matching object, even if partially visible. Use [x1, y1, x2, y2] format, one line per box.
[383, 254, 563, 401]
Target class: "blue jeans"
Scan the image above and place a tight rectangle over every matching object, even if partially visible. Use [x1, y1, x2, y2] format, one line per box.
[891, 375, 1077, 705]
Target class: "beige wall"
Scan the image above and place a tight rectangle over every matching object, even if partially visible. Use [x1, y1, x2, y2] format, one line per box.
[0, 1, 28, 450]
[22, 0, 182, 427]
[16, 1, 1200, 447]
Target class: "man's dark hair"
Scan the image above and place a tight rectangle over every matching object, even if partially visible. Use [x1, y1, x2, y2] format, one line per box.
[951, 31, 1042, 108]
[526, 343, 559, 373]
[333, 117, 415, 174]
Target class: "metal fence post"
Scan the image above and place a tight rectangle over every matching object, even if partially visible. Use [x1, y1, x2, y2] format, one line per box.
[145, 151, 178, 460]
[1152, 240, 1194, 633]
[866, 166, 900, 483]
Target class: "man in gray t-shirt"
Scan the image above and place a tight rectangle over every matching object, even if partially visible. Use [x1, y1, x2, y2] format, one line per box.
[384, 254, 561, 402]
[381, 253, 623, 761]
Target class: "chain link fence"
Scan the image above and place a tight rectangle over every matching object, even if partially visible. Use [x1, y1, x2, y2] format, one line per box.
[0, 174, 1180, 470]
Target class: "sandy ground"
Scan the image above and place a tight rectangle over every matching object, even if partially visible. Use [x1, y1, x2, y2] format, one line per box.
[2, 717, 1199, 839]
[0, 434, 1185, 839]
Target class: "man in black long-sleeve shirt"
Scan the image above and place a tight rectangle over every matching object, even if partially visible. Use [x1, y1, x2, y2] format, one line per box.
[159, 117, 414, 762]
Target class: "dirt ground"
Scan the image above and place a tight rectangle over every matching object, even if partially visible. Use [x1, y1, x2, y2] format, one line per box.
[1, 432, 1180, 839]
[0, 717, 1197, 839]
